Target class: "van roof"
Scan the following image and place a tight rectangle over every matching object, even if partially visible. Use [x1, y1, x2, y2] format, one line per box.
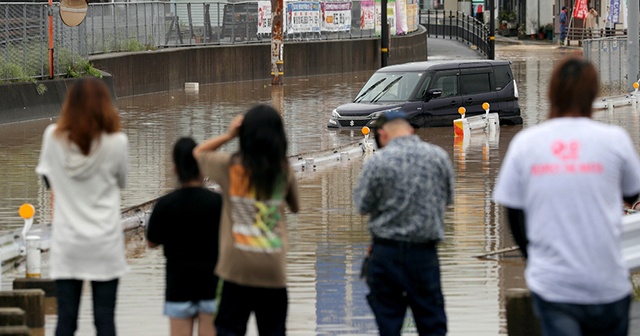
[377, 60, 512, 72]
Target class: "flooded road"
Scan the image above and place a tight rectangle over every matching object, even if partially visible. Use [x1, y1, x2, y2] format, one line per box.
[1, 43, 639, 335]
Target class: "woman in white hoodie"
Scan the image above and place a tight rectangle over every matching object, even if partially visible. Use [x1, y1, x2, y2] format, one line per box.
[36, 77, 128, 336]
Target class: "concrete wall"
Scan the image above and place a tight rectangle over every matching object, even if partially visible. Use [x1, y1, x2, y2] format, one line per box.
[0, 75, 116, 124]
[90, 26, 428, 98]
[0, 26, 427, 123]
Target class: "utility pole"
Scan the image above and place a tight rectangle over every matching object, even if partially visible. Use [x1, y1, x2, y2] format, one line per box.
[271, 0, 284, 85]
[628, 0, 639, 90]
[47, 0, 54, 79]
[381, 0, 388, 67]
[488, 0, 495, 59]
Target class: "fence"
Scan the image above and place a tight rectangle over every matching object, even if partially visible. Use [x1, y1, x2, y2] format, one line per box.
[1, 0, 422, 82]
[419, 9, 489, 57]
[565, 26, 627, 46]
[583, 36, 638, 96]
[1, 2, 87, 81]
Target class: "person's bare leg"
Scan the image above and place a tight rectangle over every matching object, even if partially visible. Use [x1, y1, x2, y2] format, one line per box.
[170, 317, 194, 336]
[197, 313, 215, 336]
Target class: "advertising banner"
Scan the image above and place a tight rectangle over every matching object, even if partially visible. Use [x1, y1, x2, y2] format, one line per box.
[321, 2, 351, 32]
[573, 0, 588, 19]
[360, 0, 375, 29]
[258, 1, 272, 34]
[406, 2, 418, 32]
[608, 0, 620, 23]
[287, 1, 321, 34]
[395, 0, 408, 34]
[375, 0, 397, 36]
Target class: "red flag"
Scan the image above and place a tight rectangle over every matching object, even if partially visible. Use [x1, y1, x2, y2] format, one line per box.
[573, 0, 588, 18]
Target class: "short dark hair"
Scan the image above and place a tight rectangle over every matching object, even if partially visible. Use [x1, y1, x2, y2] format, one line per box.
[173, 137, 200, 183]
[561, 6, 567, 10]
[372, 110, 408, 130]
[548, 57, 599, 119]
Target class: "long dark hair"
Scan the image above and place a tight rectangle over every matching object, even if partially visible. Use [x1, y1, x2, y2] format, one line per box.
[173, 137, 200, 184]
[238, 104, 288, 200]
[56, 77, 120, 155]
[548, 57, 599, 119]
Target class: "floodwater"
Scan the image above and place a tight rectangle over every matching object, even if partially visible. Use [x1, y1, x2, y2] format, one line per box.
[1, 43, 639, 335]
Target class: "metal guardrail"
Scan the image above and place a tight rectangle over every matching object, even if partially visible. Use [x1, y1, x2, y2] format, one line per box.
[592, 90, 639, 110]
[1, 140, 366, 273]
[419, 9, 489, 58]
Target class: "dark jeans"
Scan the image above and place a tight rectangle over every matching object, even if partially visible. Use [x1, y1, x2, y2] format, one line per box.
[55, 279, 119, 336]
[365, 240, 447, 336]
[215, 280, 288, 336]
[531, 292, 631, 336]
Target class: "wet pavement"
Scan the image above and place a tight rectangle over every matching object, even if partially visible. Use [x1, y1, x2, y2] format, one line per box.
[0, 37, 639, 335]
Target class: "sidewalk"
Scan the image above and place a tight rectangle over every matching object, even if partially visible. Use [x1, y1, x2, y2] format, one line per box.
[426, 37, 485, 60]
[426, 34, 578, 62]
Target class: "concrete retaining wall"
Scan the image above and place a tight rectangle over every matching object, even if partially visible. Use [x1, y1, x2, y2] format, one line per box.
[0, 75, 116, 125]
[0, 26, 427, 123]
[90, 26, 428, 98]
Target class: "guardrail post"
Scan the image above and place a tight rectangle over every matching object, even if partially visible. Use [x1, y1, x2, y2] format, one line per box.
[19, 204, 41, 279]
[25, 237, 41, 279]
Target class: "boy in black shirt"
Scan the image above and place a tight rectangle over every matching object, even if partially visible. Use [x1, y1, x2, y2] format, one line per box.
[147, 137, 222, 336]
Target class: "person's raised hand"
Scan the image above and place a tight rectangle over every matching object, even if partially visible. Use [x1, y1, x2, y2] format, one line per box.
[228, 114, 244, 138]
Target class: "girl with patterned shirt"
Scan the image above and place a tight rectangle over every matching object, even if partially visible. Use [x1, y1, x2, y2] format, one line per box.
[194, 104, 300, 336]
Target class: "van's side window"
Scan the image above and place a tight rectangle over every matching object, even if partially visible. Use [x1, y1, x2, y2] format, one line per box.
[460, 73, 491, 94]
[432, 74, 458, 98]
[494, 65, 513, 91]
[415, 76, 432, 99]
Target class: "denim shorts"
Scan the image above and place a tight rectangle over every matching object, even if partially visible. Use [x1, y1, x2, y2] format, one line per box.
[164, 300, 217, 318]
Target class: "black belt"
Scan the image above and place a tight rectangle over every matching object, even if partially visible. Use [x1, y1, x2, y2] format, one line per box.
[372, 236, 438, 249]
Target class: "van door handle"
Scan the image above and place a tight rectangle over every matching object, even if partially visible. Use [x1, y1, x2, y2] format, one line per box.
[449, 101, 457, 106]
[465, 98, 474, 103]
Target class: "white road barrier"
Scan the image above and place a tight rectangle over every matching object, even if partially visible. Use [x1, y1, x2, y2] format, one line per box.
[453, 103, 499, 138]
[622, 212, 640, 271]
[593, 81, 639, 111]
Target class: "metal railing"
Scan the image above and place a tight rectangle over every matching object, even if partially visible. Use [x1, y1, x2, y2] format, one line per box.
[583, 36, 637, 96]
[86, 0, 422, 48]
[1, 2, 87, 81]
[564, 26, 628, 46]
[85, 2, 166, 54]
[1, 0, 423, 81]
[419, 9, 489, 58]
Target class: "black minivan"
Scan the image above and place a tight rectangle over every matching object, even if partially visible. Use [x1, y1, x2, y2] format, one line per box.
[327, 60, 522, 128]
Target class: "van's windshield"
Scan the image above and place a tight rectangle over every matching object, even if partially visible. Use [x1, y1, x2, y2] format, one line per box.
[353, 72, 423, 103]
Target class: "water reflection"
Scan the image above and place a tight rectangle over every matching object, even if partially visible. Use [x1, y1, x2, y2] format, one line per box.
[1, 44, 639, 335]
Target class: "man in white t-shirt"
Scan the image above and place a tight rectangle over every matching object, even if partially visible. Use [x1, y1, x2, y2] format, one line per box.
[493, 57, 640, 335]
